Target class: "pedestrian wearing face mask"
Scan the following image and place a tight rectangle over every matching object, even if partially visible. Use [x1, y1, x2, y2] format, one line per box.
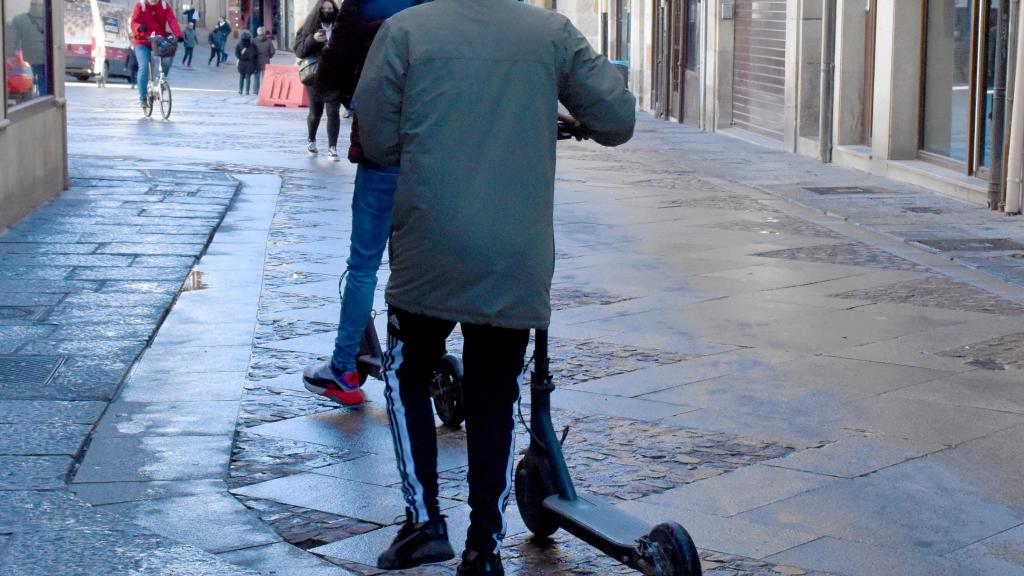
[294, 0, 342, 160]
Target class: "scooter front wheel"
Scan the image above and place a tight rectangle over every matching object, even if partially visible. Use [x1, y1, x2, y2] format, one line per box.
[431, 353, 464, 428]
[514, 454, 560, 538]
[638, 522, 702, 576]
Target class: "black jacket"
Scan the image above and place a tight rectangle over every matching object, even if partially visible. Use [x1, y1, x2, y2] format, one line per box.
[294, 24, 339, 102]
[315, 0, 380, 109]
[235, 38, 258, 75]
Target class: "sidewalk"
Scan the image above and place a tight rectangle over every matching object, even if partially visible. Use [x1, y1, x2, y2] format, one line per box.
[5, 73, 1024, 575]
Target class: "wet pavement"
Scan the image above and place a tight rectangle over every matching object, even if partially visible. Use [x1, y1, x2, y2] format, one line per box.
[1, 53, 1024, 575]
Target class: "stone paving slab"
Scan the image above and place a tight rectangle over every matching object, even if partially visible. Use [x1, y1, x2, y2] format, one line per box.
[0, 524, 262, 576]
[638, 464, 836, 518]
[0, 423, 93, 456]
[94, 401, 239, 437]
[765, 434, 945, 479]
[0, 456, 71, 489]
[218, 542, 356, 576]
[738, 460, 1023, 556]
[72, 479, 228, 506]
[74, 435, 233, 482]
[765, 536, 962, 576]
[99, 492, 281, 554]
[231, 473, 461, 525]
[944, 524, 1024, 576]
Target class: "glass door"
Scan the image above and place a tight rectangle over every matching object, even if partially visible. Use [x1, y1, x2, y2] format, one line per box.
[920, 0, 1000, 175]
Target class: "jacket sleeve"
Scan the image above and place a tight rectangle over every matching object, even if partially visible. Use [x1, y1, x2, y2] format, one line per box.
[558, 20, 635, 147]
[352, 21, 405, 168]
[130, 3, 147, 39]
[165, 5, 183, 37]
[293, 31, 322, 59]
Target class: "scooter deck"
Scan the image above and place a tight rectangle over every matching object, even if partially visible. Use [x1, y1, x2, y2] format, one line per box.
[543, 493, 651, 548]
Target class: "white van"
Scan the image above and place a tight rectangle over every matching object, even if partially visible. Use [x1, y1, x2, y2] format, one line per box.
[64, 0, 132, 81]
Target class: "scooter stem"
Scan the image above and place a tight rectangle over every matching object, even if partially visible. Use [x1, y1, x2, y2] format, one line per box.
[530, 329, 578, 501]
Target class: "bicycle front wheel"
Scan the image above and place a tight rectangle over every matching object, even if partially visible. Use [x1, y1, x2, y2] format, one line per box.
[159, 81, 172, 119]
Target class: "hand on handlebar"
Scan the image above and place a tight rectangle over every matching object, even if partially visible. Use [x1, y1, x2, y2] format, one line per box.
[557, 113, 587, 141]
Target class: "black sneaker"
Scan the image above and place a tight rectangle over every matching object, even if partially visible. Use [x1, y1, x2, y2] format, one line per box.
[377, 510, 455, 569]
[456, 550, 504, 576]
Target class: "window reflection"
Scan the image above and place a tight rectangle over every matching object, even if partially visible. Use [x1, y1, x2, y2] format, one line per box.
[5, 0, 52, 109]
[921, 0, 973, 162]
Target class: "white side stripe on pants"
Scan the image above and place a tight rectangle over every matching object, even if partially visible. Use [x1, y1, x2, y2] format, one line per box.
[491, 369, 524, 554]
[382, 335, 429, 522]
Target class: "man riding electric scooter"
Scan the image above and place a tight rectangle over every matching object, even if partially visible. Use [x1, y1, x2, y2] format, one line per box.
[352, 1, 635, 573]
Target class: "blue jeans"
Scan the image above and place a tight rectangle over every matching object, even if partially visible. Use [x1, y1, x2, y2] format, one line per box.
[332, 164, 399, 373]
[135, 44, 172, 103]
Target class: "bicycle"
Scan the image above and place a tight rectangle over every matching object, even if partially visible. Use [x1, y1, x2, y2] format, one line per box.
[143, 35, 176, 119]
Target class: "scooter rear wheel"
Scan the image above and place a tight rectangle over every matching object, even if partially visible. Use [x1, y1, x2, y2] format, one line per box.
[639, 522, 702, 576]
[431, 354, 464, 428]
[514, 454, 560, 538]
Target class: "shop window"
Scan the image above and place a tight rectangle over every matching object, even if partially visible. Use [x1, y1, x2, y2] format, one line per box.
[920, 0, 999, 175]
[4, 0, 53, 110]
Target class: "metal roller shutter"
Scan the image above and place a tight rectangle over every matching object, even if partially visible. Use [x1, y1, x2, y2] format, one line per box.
[733, 0, 787, 141]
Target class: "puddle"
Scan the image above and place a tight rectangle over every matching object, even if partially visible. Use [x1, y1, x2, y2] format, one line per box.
[180, 269, 209, 292]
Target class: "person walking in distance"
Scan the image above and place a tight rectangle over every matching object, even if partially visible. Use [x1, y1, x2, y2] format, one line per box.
[252, 26, 276, 94]
[235, 30, 258, 94]
[215, 17, 231, 64]
[182, 21, 197, 67]
[352, 0, 635, 572]
[293, 0, 341, 160]
[207, 28, 220, 65]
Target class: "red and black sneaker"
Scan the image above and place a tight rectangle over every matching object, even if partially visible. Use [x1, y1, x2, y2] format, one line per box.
[302, 361, 365, 406]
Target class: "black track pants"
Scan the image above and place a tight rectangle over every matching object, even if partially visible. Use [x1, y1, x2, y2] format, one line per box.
[382, 307, 528, 554]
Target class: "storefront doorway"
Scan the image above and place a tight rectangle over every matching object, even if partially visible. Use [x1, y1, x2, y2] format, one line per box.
[920, 0, 1001, 176]
[652, 0, 699, 125]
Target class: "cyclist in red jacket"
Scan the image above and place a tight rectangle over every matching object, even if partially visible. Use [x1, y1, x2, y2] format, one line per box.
[131, 0, 183, 108]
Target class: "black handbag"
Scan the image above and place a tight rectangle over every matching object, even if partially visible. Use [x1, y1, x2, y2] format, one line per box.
[298, 55, 318, 85]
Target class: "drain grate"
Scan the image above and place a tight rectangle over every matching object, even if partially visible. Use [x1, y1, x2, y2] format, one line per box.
[0, 355, 65, 386]
[913, 238, 1024, 252]
[0, 307, 46, 322]
[804, 186, 889, 195]
[902, 207, 944, 214]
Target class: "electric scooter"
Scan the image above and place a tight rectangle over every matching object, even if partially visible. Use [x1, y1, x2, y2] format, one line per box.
[515, 329, 702, 575]
[509, 119, 702, 575]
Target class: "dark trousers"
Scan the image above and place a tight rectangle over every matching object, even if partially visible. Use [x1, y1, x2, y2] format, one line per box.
[306, 87, 341, 147]
[382, 308, 528, 555]
[208, 46, 219, 65]
[182, 46, 194, 66]
[239, 73, 252, 94]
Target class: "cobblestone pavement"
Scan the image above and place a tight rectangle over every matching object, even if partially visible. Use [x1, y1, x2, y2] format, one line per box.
[7, 63, 1024, 575]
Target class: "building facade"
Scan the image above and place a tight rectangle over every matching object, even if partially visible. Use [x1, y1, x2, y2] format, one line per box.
[576, 0, 1024, 209]
[1, 0, 68, 230]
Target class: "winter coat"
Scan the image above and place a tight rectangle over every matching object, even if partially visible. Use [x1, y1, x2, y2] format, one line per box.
[253, 34, 276, 69]
[294, 24, 338, 102]
[183, 28, 198, 48]
[5, 6, 47, 64]
[235, 37, 258, 74]
[207, 31, 218, 48]
[130, 0, 183, 46]
[353, 0, 635, 329]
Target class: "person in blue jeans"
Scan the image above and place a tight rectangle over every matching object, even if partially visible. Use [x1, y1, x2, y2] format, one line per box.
[130, 0, 182, 107]
[302, 0, 424, 406]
